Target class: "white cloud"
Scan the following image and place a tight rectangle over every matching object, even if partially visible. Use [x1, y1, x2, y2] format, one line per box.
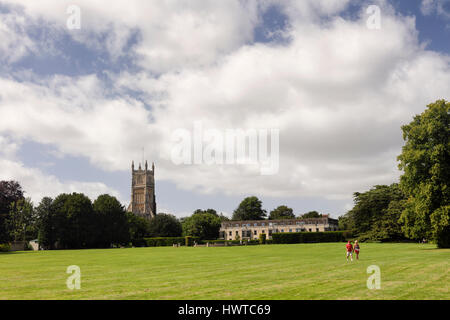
[110, 3, 450, 200]
[0, 11, 36, 63]
[0, 139, 122, 203]
[1, 0, 263, 72]
[0, 0, 449, 209]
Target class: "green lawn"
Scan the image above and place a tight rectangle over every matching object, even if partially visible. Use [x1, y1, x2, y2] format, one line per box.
[0, 243, 448, 300]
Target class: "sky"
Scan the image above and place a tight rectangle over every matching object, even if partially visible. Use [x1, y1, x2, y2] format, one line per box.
[0, 0, 449, 219]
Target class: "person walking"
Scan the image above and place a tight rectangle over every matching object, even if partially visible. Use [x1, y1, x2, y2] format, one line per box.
[346, 241, 353, 262]
[354, 240, 360, 260]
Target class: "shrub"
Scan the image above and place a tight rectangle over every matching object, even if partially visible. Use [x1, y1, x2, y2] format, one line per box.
[0, 243, 11, 252]
[259, 233, 266, 244]
[437, 226, 450, 248]
[131, 239, 146, 247]
[272, 231, 346, 244]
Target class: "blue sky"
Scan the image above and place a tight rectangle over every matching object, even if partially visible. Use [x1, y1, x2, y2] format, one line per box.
[0, 0, 449, 218]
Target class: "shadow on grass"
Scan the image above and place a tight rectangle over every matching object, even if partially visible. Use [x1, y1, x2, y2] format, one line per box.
[0, 251, 34, 255]
[419, 247, 448, 251]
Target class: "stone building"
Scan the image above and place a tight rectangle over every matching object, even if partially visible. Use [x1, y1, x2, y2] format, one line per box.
[219, 215, 339, 240]
[127, 160, 156, 220]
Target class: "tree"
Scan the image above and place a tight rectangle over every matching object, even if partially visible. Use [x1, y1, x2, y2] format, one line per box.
[218, 213, 230, 222]
[194, 209, 229, 222]
[398, 100, 450, 247]
[65, 193, 96, 248]
[147, 213, 182, 237]
[193, 209, 217, 216]
[0, 181, 24, 243]
[93, 194, 129, 247]
[341, 184, 407, 241]
[232, 196, 266, 221]
[50, 193, 95, 249]
[51, 193, 71, 248]
[36, 197, 55, 249]
[8, 198, 37, 242]
[269, 205, 295, 220]
[338, 215, 352, 231]
[370, 198, 407, 241]
[299, 211, 322, 219]
[127, 212, 150, 242]
[182, 212, 222, 240]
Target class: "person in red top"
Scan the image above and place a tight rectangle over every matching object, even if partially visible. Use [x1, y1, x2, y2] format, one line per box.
[345, 241, 353, 262]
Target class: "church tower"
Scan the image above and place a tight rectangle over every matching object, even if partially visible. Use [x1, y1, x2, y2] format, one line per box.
[127, 160, 156, 220]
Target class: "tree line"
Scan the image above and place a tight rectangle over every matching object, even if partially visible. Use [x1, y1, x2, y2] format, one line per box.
[0, 183, 326, 249]
[0, 188, 143, 249]
[1, 100, 448, 248]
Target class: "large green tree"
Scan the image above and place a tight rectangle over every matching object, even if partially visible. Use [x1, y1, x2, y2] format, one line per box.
[93, 194, 130, 247]
[193, 208, 217, 216]
[147, 213, 182, 237]
[0, 181, 24, 243]
[50, 193, 71, 248]
[127, 212, 150, 242]
[232, 196, 266, 221]
[182, 212, 221, 240]
[50, 193, 95, 249]
[299, 211, 322, 219]
[370, 198, 407, 241]
[193, 208, 230, 222]
[398, 100, 450, 247]
[8, 198, 37, 242]
[342, 184, 407, 241]
[269, 205, 295, 220]
[36, 197, 56, 249]
[64, 193, 95, 248]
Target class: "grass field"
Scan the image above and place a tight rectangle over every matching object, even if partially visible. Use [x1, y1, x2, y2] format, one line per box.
[0, 243, 448, 300]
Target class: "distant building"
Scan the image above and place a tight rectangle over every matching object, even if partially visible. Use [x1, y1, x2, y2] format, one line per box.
[219, 215, 339, 240]
[127, 160, 156, 220]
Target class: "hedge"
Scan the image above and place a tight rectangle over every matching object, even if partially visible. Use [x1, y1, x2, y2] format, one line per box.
[0, 243, 10, 252]
[144, 237, 185, 247]
[201, 239, 237, 245]
[185, 236, 201, 246]
[131, 239, 146, 247]
[272, 231, 347, 244]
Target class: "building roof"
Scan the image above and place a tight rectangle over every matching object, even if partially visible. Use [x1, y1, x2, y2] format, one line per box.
[221, 216, 338, 228]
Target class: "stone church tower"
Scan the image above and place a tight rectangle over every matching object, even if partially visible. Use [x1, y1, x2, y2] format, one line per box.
[127, 160, 156, 220]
